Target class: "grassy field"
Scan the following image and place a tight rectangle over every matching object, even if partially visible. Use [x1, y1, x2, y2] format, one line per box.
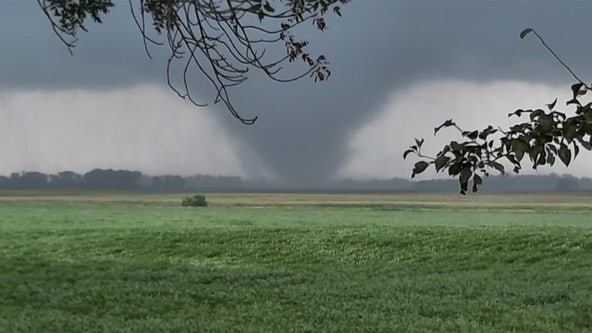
[2, 191, 592, 332]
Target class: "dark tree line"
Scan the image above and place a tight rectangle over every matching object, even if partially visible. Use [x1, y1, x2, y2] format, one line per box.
[0, 169, 586, 192]
[0, 169, 142, 190]
[0, 169, 242, 191]
[414, 174, 584, 193]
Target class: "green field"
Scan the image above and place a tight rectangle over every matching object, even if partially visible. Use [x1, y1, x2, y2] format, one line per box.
[2, 192, 592, 332]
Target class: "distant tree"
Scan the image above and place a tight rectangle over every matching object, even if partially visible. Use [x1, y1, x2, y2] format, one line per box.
[161, 175, 185, 191]
[405, 29, 592, 194]
[17, 172, 49, 189]
[50, 171, 83, 189]
[38, 0, 348, 124]
[184, 174, 242, 189]
[181, 193, 208, 207]
[579, 177, 592, 190]
[0, 176, 10, 189]
[83, 168, 142, 190]
[556, 174, 579, 192]
[150, 176, 162, 191]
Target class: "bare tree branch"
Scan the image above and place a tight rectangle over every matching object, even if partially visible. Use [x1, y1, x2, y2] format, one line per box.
[38, 0, 349, 125]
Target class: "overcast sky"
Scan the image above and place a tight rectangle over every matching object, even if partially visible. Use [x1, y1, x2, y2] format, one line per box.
[1, 1, 592, 184]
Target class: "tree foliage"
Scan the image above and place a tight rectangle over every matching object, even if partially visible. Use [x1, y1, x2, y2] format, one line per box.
[181, 193, 208, 207]
[37, 0, 348, 124]
[404, 28, 592, 194]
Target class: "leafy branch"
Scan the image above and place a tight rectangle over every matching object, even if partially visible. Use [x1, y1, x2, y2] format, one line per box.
[404, 28, 592, 194]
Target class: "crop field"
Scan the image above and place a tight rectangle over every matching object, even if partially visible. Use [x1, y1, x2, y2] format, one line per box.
[2, 191, 592, 332]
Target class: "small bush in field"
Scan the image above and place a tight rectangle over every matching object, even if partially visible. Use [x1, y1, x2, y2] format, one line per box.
[181, 194, 208, 207]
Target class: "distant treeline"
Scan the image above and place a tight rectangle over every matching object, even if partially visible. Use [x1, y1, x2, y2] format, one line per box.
[413, 173, 586, 192]
[334, 173, 587, 192]
[0, 169, 242, 191]
[0, 169, 589, 192]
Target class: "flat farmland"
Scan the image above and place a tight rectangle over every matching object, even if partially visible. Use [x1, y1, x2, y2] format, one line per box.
[1, 191, 592, 332]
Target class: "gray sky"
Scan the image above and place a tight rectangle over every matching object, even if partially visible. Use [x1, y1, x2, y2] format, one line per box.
[1, 0, 592, 183]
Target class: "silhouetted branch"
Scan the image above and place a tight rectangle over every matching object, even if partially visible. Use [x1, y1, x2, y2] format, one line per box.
[39, 0, 349, 125]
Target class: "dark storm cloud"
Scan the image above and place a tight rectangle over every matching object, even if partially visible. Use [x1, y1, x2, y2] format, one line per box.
[2, 1, 592, 183]
[226, 1, 592, 184]
[0, 1, 163, 88]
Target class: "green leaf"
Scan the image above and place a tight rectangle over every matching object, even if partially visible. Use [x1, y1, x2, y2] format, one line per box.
[528, 145, 545, 167]
[562, 120, 578, 143]
[411, 161, 429, 178]
[571, 83, 584, 98]
[490, 161, 505, 175]
[546, 98, 557, 111]
[466, 130, 478, 140]
[459, 168, 472, 185]
[520, 28, 533, 39]
[537, 114, 554, 131]
[558, 143, 571, 166]
[415, 138, 424, 148]
[478, 126, 497, 140]
[263, 2, 275, 12]
[450, 141, 463, 151]
[509, 109, 524, 118]
[547, 151, 555, 166]
[472, 173, 482, 193]
[403, 149, 414, 159]
[529, 109, 544, 121]
[473, 173, 482, 185]
[448, 163, 462, 176]
[434, 155, 451, 172]
[434, 119, 455, 135]
[333, 6, 341, 16]
[574, 142, 580, 159]
[566, 98, 581, 107]
[511, 140, 528, 161]
[459, 169, 471, 195]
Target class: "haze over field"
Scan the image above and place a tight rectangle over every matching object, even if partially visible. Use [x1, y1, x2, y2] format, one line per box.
[1, 1, 592, 186]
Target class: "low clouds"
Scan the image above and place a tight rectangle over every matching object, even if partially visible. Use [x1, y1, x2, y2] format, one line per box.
[339, 79, 589, 180]
[0, 86, 248, 177]
[338, 80, 592, 179]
